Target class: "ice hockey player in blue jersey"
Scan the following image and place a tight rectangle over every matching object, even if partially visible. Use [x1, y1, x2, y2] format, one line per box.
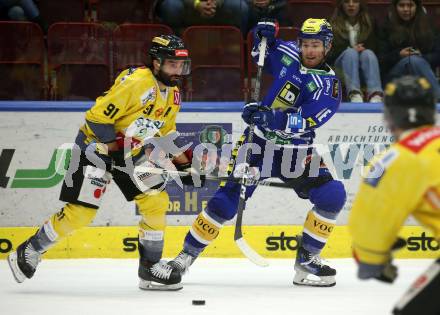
[169, 18, 346, 287]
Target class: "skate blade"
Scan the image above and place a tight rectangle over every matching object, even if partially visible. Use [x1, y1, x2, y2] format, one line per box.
[7, 252, 26, 283]
[293, 271, 336, 287]
[139, 279, 183, 291]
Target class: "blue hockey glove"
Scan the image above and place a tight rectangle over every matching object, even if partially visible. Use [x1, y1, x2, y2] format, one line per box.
[242, 102, 274, 128]
[253, 18, 279, 45]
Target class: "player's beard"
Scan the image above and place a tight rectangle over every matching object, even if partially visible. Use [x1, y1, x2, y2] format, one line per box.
[157, 68, 182, 87]
[301, 52, 326, 69]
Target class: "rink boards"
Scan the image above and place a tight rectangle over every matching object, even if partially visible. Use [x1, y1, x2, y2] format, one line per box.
[0, 102, 440, 259]
[0, 225, 439, 259]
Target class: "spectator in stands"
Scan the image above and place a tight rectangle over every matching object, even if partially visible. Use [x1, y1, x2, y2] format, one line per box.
[0, 0, 47, 33]
[156, 0, 248, 35]
[378, 0, 440, 100]
[246, 0, 288, 34]
[328, 0, 383, 103]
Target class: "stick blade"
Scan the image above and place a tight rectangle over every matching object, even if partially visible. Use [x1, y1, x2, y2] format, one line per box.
[235, 237, 269, 267]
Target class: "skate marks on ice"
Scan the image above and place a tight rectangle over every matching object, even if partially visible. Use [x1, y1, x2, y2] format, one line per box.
[0, 258, 432, 315]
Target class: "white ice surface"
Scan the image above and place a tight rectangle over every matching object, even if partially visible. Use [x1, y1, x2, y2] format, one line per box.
[0, 258, 430, 315]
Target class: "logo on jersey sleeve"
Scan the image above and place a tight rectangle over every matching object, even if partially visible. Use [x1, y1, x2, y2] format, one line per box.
[287, 112, 304, 130]
[279, 67, 287, 78]
[173, 90, 181, 105]
[324, 79, 331, 95]
[399, 127, 440, 153]
[315, 108, 332, 122]
[364, 148, 399, 187]
[125, 117, 165, 141]
[140, 87, 156, 106]
[273, 81, 300, 110]
[281, 54, 293, 66]
[331, 79, 339, 99]
[306, 117, 317, 127]
[306, 81, 318, 93]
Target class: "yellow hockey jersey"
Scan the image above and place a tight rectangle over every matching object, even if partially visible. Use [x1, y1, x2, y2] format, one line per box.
[79, 67, 182, 157]
[349, 126, 440, 265]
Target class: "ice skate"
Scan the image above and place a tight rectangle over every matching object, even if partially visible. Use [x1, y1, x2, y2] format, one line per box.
[8, 240, 42, 283]
[293, 236, 336, 287]
[138, 260, 182, 291]
[168, 250, 196, 275]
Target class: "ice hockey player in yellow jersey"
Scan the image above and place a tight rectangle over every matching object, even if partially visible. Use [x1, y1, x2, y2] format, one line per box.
[7, 35, 204, 291]
[349, 75, 440, 314]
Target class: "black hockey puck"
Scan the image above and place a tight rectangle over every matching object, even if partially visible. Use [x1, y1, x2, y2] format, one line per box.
[192, 300, 205, 305]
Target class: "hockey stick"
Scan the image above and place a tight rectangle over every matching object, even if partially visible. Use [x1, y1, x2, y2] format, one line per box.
[133, 165, 297, 189]
[234, 36, 269, 267]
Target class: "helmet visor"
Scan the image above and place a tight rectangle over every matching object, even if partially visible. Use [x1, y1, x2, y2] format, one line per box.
[161, 58, 191, 76]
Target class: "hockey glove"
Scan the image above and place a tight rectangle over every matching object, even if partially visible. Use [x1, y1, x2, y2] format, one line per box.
[109, 150, 127, 168]
[357, 261, 398, 283]
[233, 163, 260, 187]
[242, 102, 274, 128]
[254, 18, 279, 46]
[175, 162, 206, 187]
[355, 237, 406, 284]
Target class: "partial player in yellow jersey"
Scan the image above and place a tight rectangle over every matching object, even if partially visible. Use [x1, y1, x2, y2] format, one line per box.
[349, 75, 440, 315]
[7, 35, 205, 291]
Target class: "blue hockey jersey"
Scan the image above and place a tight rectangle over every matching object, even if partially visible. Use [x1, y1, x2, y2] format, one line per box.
[251, 38, 342, 145]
